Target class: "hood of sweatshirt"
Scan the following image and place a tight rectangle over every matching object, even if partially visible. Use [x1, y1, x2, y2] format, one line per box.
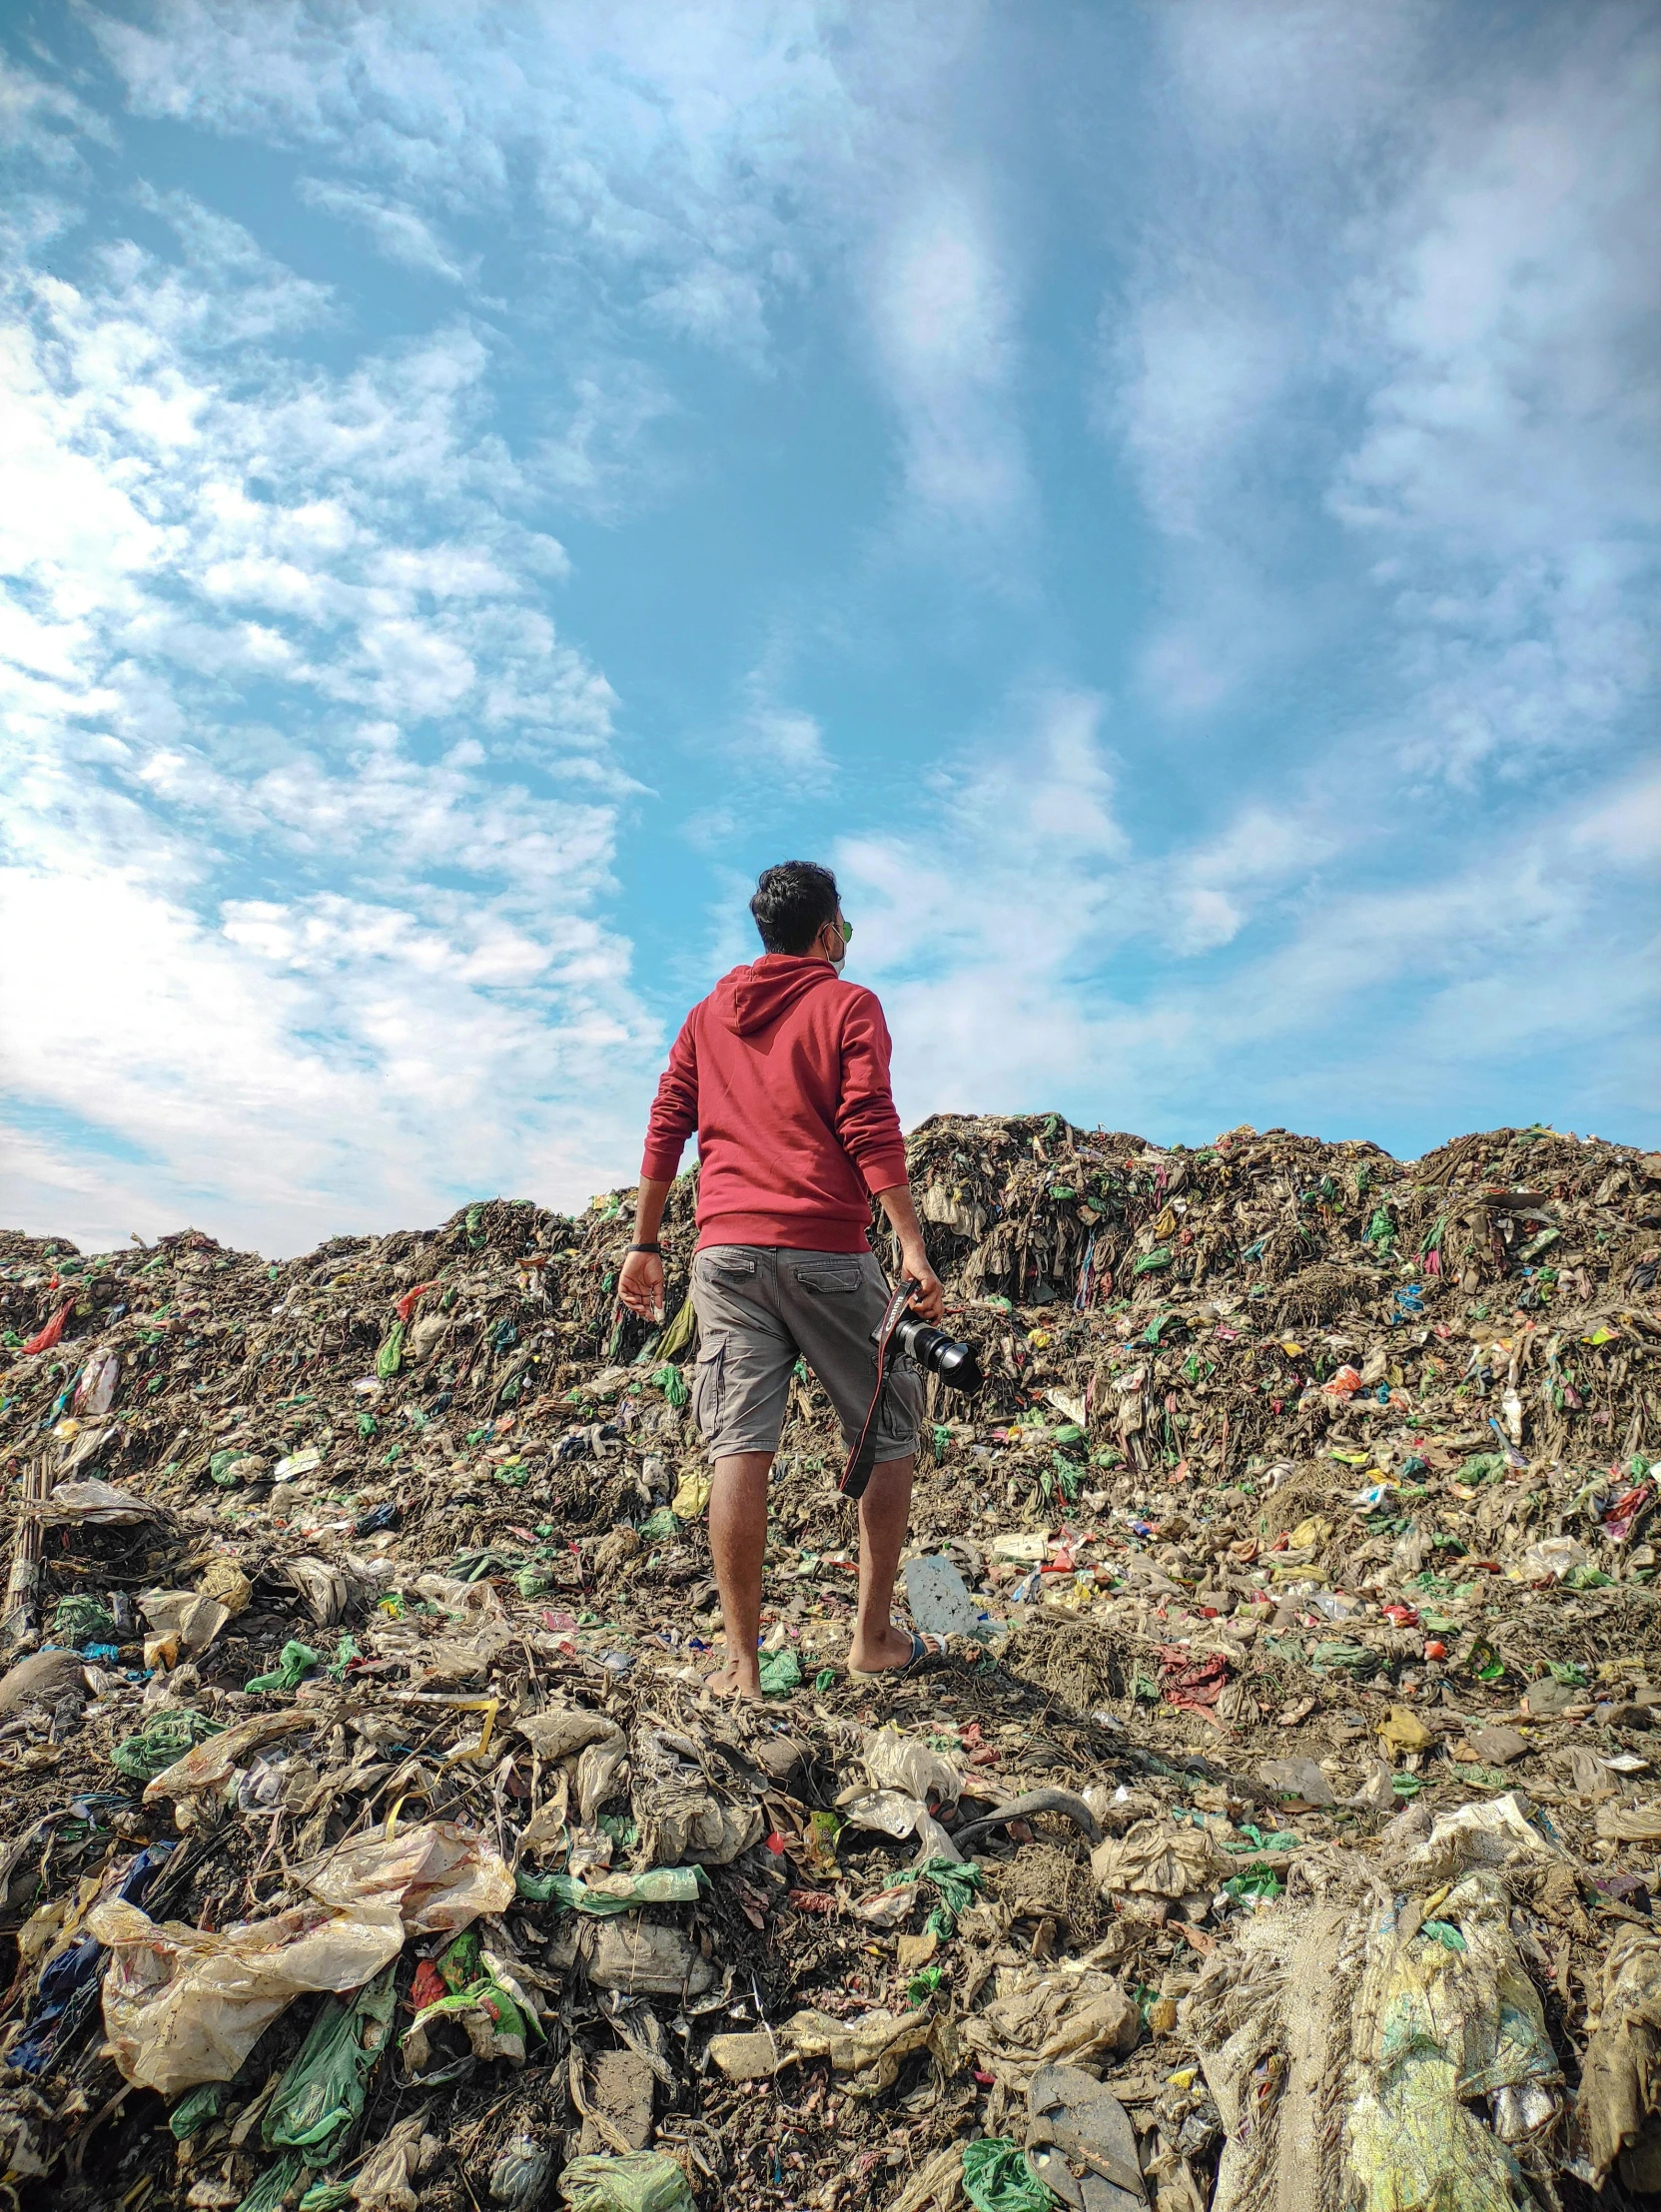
[712, 955, 840, 1038]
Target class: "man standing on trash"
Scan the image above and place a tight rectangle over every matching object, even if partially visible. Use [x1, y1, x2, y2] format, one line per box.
[617, 861, 946, 1699]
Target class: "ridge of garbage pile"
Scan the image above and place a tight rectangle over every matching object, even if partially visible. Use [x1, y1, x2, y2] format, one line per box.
[0, 1117, 1658, 2212]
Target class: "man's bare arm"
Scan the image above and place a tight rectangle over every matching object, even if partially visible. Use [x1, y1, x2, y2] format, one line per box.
[874, 1184, 945, 1321]
[616, 1176, 673, 1322]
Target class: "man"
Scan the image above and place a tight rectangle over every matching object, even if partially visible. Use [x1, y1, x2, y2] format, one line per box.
[617, 861, 945, 1698]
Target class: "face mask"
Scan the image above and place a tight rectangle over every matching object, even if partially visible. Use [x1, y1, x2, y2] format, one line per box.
[825, 921, 847, 974]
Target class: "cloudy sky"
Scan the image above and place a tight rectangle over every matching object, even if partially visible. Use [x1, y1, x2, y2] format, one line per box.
[2, 1, 1657, 1256]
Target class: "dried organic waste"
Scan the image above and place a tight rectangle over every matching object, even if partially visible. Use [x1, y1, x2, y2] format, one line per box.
[2, 1115, 1659, 2211]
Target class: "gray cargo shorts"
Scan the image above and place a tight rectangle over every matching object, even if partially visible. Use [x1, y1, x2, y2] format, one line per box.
[688, 1244, 924, 1464]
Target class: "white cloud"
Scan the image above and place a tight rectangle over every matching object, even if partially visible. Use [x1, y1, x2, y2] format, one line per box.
[0, 142, 662, 1254]
[833, 658, 1657, 1144]
[85, 1, 1022, 547]
[0, 50, 117, 171]
[1329, 32, 1661, 779]
[868, 181, 1029, 537]
[1108, 4, 1660, 781]
[298, 177, 473, 283]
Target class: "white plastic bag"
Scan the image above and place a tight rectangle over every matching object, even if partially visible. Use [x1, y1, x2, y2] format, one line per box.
[863, 1725, 963, 1812]
[295, 1820, 514, 1934]
[89, 1898, 405, 2094]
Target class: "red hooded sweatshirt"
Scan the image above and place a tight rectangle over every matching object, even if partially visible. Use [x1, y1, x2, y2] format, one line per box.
[640, 957, 909, 1252]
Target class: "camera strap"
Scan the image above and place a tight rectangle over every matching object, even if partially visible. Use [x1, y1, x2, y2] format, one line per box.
[838, 1278, 917, 1501]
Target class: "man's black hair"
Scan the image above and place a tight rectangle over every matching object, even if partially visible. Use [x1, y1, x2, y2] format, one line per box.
[750, 861, 840, 955]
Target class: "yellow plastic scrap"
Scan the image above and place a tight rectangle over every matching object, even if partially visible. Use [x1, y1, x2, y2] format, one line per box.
[1287, 1516, 1331, 1551]
[671, 1466, 712, 1520]
[439, 1698, 499, 1769]
[1377, 1707, 1436, 1759]
[1346, 1873, 1559, 2212]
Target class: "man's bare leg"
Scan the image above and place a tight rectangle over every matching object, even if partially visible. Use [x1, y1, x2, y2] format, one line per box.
[848, 1453, 921, 1674]
[706, 1450, 772, 1699]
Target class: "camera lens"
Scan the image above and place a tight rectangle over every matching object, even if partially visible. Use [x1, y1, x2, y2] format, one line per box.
[889, 1316, 983, 1394]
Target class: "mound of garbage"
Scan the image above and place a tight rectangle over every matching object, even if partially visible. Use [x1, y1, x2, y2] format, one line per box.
[1, 1114, 1658, 2212]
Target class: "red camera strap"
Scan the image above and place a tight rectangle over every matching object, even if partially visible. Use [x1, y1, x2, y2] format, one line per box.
[838, 1278, 917, 1501]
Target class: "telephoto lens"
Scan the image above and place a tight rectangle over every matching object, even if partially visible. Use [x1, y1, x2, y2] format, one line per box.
[889, 1314, 983, 1393]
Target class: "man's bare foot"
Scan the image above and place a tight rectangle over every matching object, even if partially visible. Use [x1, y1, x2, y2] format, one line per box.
[703, 1660, 762, 1702]
[848, 1620, 942, 1676]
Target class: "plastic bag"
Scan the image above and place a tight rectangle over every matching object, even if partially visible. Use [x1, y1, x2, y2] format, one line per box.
[961, 2137, 1058, 2212]
[489, 2134, 554, 2207]
[140, 1589, 232, 1654]
[513, 1866, 704, 1914]
[264, 1966, 397, 2163]
[1574, 1924, 1661, 2189]
[112, 1706, 224, 1785]
[863, 1725, 963, 1812]
[52, 1592, 119, 1646]
[904, 1555, 983, 1640]
[246, 1640, 321, 1694]
[401, 1932, 540, 2074]
[141, 1708, 317, 1805]
[296, 1820, 513, 1934]
[40, 1478, 154, 1524]
[88, 1897, 406, 2095]
[669, 1467, 710, 1519]
[1091, 1819, 1227, 1899]
[72, 1350, 121, 1417]
[557, 2151, 694, 2212]
[347, 2114, 438, 2210]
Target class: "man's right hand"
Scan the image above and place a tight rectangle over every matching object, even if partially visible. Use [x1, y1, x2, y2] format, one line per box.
[901, 1248, 945, 1323]
[617, 1249, 665, 1323]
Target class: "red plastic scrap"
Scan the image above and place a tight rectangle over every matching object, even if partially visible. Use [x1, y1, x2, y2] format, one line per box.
[23, 1304, 72, 1357]
[1156, 1644, 1231, 1712]
[395, 1280, 439, 1322]
[409, 1957, 446, 2012]
[1604, 1482, 1651, 1542]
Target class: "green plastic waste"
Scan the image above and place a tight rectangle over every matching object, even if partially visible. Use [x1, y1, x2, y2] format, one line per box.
[1308, 1639, 1381, 1677]
[758, 1649, 800, 1698]
[1224, 1862, 1283, 1902]
[514, 1866, 705, 1914]
[636, 1506, 679, 1542]
[52, 1594, 117, 1646]
[111, 1705, 222, 1783]
[246, 1640, 321, 1695]
[961, 2137, 1058, 2212]
[234, 2152, 302, 2212]
[648, 1358, 690, 1407]
[169, 2082, 229, 2139]
[298, 2184, 356, 2212]
[376, 1321, 406, 1379]
[557, 2150, 695, 2212]
[895, 1855, 985, 1939]
[265, 1966, 397, 2163]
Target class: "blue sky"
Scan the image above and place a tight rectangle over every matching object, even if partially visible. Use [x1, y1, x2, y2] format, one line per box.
[2, 1, 1656, 1256]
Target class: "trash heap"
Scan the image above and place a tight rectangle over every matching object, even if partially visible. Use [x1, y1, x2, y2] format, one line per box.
[1, 1118, 1659, 2212]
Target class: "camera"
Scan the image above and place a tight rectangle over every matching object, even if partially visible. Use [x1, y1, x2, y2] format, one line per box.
[881, 1312, 983, 1393]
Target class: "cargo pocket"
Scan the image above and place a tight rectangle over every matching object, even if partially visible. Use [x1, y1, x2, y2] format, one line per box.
[795, 1262, 862, 1295]
[691, 1339, 725, 1442]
